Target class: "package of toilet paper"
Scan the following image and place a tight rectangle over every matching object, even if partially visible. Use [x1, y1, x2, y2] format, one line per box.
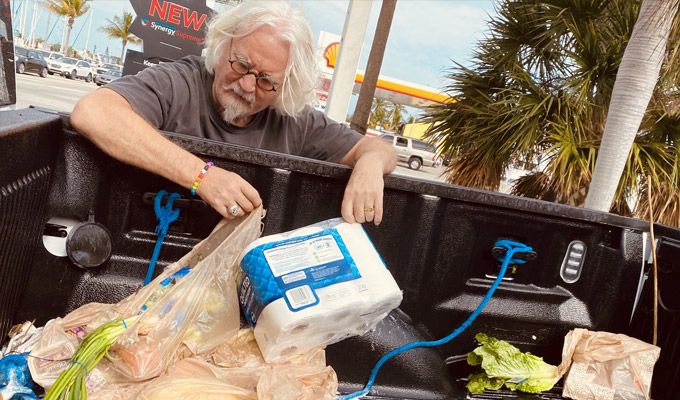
[236, 218, 403, 363]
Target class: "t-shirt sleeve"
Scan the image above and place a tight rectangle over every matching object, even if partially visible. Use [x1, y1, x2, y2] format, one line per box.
[298, 108, 363, 163]
[105, 62, 187, 129]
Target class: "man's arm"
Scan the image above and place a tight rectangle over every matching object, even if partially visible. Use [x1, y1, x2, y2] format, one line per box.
[338, 136, 396, 225]
[70, 88, 261, 218]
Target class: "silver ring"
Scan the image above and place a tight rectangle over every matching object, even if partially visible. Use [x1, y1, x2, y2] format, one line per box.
[229, 204, 240, 216]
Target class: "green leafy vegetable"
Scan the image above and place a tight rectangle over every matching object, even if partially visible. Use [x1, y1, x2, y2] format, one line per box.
[466, 333, 559, 394]
[467, 371, 505, 393]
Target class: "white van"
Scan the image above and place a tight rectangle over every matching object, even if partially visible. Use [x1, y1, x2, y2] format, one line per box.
[379, 134, 440, 170]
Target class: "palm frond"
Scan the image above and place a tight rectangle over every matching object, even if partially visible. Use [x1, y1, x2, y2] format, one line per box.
[422, 0, 680, 226]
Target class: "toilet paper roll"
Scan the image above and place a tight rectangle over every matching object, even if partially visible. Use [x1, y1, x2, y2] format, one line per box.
[237, 218, 403, 363]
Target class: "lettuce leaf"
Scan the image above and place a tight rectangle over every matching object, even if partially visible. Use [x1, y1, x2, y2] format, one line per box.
[466, 333, 559, 394]
[467, 371, 505, 394]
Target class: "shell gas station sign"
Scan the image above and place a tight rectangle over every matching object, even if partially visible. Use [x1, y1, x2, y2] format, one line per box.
[324, 41, 340, 68]
[315, 31, 451, 112]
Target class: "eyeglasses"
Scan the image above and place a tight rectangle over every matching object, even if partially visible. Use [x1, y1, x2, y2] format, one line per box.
[228, 58, 279, 92]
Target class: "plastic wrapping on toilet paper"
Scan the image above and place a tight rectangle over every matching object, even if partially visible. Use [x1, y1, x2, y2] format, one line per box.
[236, 218, 403, 363]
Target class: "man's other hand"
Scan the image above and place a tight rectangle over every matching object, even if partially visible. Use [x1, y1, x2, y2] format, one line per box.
[340, 137, 396, 225]
[341, 156, 386, 225]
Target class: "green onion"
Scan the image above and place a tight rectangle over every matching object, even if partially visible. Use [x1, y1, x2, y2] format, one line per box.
[45, 316, 139, 400]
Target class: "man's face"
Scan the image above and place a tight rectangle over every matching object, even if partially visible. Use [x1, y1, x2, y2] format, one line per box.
[212, 25, 289, 126]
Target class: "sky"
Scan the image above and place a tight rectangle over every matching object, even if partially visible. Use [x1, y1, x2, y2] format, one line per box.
[10, 0, 496, 115]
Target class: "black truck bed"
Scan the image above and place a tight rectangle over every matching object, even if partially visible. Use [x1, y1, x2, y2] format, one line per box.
[1, 108, 678, 399]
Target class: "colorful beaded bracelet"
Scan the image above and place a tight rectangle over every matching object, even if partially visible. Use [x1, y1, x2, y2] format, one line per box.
[190, 161, 214, 195]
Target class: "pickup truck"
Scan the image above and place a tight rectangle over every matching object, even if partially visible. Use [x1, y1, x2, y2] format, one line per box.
[1, 108, 678, 399]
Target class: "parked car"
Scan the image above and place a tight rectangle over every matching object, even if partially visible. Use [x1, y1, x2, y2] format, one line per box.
[53, 57, 94, 82]
[35, 49, 65, 75]
[13, 46, 48, 78]
[94, 69, 122, 86]
[379, 133, 439, 170]
[94, 63, 122, 77]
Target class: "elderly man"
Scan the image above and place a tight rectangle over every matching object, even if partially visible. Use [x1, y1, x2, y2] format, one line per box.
[70, 0, 395, 225]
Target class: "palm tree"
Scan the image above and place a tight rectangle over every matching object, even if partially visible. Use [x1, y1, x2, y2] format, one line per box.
[585, 0, 679, 212]
[369, 98, 390, 130]
[367, 100, 406, 132]
[42, 0, 91, 55]
[385, 102, 407, 132]
[350, 0, 397, 134]
[99, 11, 142, 63]
[422, 0, 680, 226]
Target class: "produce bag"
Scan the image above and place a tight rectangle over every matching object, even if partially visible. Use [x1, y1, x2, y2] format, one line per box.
[135, 328, 337, 400]
[108, 206, 266, 380]
[210, 328, 338, 400]
[29, 303, 131, 391]
[26, 318, 79, 390]
[560, 328, 660, 400]
[1, 321, 44, 357]
[33, 206, 265, 396]
[137, 375, 257, 400]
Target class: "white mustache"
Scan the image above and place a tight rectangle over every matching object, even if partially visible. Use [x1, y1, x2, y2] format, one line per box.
[225, 82, 256, 105]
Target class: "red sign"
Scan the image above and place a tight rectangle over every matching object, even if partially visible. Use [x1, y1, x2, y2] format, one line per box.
[148, 0, 207, 31]
[129, 0, 214, 62]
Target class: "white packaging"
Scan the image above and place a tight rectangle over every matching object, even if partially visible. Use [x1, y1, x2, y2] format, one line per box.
[236, 218, 402, 363]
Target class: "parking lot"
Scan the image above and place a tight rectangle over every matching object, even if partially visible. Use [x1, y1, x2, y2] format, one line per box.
[14, 72, 98, 111]
[391, 162, 448, 182]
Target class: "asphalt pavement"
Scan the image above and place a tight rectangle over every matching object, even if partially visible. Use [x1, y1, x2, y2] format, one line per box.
[392, 163, 449, 183]
[13, 72, 98, 112]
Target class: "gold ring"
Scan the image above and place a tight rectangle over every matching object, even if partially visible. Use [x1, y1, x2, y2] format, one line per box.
[364, 207, 375, 212]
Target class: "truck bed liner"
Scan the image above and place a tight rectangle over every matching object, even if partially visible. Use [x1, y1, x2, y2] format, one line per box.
[1, 108, 677, 399]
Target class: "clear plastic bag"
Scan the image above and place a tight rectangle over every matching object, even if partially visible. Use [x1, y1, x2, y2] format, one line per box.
[26, 318, 79, 390]
[109, 207, 266, 380]
[134, 328, 337, 400]
[212, 328, 338, 400]
[28, 302, 127, 391]
[137, 375, 258, 400]
[32, 207, 265, 386]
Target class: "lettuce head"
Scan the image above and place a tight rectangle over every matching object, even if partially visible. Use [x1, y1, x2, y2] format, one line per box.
[466, 333, 559, 394]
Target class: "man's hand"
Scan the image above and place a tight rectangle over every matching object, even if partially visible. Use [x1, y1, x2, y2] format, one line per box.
[341, 156, 386, 224]
[196, 167, 262, 219]
[340, 137, 396, 225]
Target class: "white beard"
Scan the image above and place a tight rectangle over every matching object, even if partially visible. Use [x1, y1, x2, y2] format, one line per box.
[221, 82, 256, 123]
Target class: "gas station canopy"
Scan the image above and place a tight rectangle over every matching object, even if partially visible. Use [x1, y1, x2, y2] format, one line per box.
[317, 37, 452, 110]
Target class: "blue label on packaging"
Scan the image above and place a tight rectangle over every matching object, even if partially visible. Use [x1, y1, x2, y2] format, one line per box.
[140, 266, 192, 313]
[238, 228, 361, 325]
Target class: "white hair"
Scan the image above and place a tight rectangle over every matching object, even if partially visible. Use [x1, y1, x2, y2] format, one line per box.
[204, 0, 318, 117]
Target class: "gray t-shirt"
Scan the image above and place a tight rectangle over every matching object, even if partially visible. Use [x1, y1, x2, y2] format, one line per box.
[107, 55, 362, 163]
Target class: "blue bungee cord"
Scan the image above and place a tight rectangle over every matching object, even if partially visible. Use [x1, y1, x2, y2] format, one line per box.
[143, 190, 181, 286]
[337, 239, 533, 400]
